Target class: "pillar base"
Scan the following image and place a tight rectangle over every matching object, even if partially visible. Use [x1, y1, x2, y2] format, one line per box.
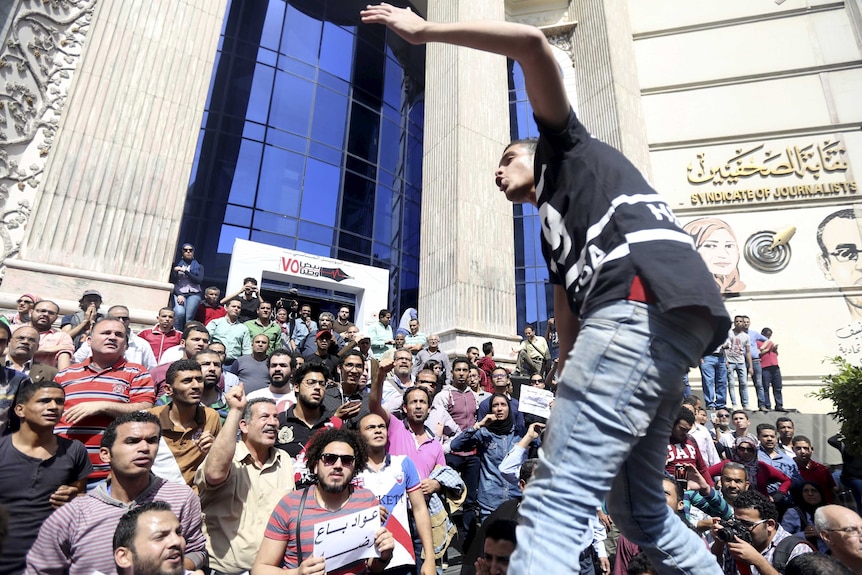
[1, 259, 173, 323]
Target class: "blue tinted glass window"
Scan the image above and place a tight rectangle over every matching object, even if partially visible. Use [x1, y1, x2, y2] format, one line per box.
[301, 159, 340, 228]
[340, 172, 375, 238]
[298, 220, 336, 245]
[243, 121, 266, 141]
[378, 117, 401, 175]
[258, 145, 304, 217]
[347, 103, 380, 164]
[228, 139, 263, 205]
[269, 71, 313, 136]
[280, 4, 321, 64]
[251, 230, 296, 250]
[260, 0, 285, 51]
[311, 86, 348, 148]
[308, 141, 343, 166]
[296, 240, 331, 257]
[218, 224, 249, 253]
[253, 210, 297, 236]
[374, 185, 395, 245]
[225, 204, 253, 227]
[246, 64, 274, 124]
[382, 54, 403, 109]
[266, 129, 308, 155]
[319, 22, 354, 80]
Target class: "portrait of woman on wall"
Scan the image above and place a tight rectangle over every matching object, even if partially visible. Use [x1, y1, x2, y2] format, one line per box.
[684, 217, 746, 294]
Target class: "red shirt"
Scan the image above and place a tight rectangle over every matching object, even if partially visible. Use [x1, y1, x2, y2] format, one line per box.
[797, 458, 837, 503]
[195, 303, 226, 325]
[138, 326, 182, 361]
[55, 358, 155, 479]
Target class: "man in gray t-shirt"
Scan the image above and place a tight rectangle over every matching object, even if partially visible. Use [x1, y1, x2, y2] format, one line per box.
[727, 316, 753, 409]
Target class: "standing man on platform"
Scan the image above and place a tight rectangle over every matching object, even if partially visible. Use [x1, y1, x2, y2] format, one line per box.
[360, 6, 730, 575]
[206, 299, 251, 365]
[244, 301, 280, 356]
[139, 308, 183, 363]
[369, 308, 395, 359]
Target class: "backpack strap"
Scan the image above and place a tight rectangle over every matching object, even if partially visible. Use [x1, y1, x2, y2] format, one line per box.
[771, 535, 814, 574]
[295, 486, 311, 565]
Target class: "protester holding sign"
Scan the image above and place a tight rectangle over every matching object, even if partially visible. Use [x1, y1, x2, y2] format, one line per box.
[252, 428, 395, 575]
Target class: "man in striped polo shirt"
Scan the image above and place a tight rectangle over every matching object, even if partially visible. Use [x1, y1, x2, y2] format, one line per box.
[55, 317, 155, 483]
[254, 428, 396, 575]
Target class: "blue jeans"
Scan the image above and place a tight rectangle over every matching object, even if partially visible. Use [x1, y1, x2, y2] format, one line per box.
[750, 358, 766, 408]
[727, 361, 749, 408]
[173, 292, 201, 330]
[699, 355, 727, 408]
[761, 365, 783, 409]
[510, 301, 722, 575]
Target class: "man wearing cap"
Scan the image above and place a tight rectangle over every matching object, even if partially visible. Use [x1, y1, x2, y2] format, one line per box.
[61, 290, 104, 349]
[304, 330, 340, 376]
[171, 243, 204, 331]
[6, 293, 37, 325]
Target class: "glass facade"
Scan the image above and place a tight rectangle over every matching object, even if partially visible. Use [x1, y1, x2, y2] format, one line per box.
[179, 0, 425, 316]
[509, 61, 553, 336]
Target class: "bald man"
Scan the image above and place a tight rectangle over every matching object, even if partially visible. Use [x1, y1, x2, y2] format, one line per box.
[815, 504, 862, 573]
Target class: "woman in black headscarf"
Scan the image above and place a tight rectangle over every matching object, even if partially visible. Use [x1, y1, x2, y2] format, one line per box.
[451, 393, 536, 521]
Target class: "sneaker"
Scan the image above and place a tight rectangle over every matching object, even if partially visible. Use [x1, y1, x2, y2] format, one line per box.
[774, 406, 788, 412]
[760, 407, 770, 413]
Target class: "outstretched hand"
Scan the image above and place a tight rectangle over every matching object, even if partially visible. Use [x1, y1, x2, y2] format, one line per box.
[360, 3, 428, 45]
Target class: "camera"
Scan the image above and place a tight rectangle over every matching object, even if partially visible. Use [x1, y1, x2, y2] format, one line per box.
[715, 519, 753, 545]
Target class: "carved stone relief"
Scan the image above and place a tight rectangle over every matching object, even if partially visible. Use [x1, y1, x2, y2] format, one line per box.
[0, 0, 95, 266]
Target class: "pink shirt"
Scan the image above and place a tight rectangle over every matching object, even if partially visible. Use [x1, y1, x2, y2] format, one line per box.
[386, 416, 445, 479]
[759, 340, 779, 368]
[22, 327, 74, 367]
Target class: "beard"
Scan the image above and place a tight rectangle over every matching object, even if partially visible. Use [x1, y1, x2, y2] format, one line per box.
[130, 551, 184, 575]
[318, 474, 351, 494]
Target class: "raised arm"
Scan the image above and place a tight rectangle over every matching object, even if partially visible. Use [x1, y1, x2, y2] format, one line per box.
[202, 384, 245, 487]
[360, 3, 570, 130]
[369, 358, 394, 424]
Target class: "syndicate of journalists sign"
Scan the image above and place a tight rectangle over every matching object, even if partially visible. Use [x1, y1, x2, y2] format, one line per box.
[685, 138, 856, 206]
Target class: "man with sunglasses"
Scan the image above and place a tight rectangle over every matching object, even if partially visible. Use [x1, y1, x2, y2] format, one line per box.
[712, 490, 813, 575]
[7, 293, 37, 325]
[817, 208, 862, 322]
[254, 427, 395, 575]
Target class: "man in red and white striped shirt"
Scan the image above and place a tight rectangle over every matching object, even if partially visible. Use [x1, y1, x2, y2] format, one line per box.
[55, 317, 155, 482]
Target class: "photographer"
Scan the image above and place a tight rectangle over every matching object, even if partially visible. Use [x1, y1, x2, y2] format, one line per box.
[221, 277, 263, 322]
[711, 490, 813, 575]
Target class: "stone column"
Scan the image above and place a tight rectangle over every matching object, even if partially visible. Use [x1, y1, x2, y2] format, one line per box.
[0, 0, 227, 319]
[419, 0, 520, 358]
[568, 0, 652, 178]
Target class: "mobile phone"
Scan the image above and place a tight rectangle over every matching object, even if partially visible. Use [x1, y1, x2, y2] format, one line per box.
[674, 464, 687, 492]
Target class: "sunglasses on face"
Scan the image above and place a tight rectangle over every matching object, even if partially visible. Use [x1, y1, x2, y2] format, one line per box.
[320, 453, 355, 467]
[17, 299, 33, 304]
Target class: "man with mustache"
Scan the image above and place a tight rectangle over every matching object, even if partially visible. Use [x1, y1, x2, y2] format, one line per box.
[26, 411, 207, 575]
[54, 317, 155, 484]
[113, 502, 187, 575]
[195, 385, 295, 575]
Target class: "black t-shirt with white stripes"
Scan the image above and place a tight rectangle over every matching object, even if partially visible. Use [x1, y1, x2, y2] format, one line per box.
[534, 110, 729, 352]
